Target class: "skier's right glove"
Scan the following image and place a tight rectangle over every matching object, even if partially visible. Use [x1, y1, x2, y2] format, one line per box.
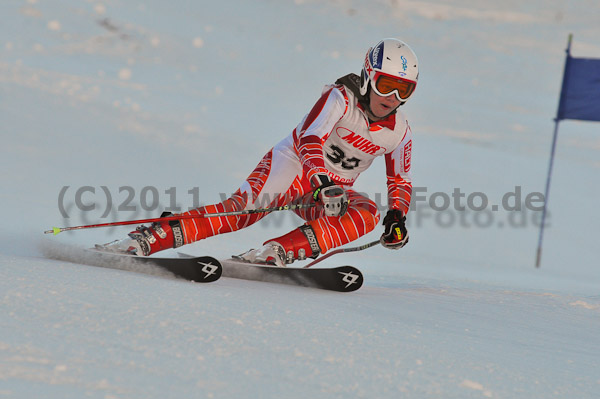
[311, 174, 348, 217]
[380, 209, 409, 249]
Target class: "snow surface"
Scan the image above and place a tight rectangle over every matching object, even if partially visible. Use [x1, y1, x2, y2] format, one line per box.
[1, 0, 599, 398]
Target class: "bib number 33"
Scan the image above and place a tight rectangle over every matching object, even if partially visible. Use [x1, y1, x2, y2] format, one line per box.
[326, 145, 361, 170]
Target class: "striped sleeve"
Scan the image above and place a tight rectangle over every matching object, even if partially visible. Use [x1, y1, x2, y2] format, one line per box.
[294, 86, 348, 184]
[384, 124, 413, 215]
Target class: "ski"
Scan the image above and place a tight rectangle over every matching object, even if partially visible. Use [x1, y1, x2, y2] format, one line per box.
[219, 258, 363, 292]
[65, 249, 222, 283]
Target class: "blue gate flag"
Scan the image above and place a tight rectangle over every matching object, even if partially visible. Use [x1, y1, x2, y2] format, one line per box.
[537, 35, 600, 268]
[556, 54, 600, 122]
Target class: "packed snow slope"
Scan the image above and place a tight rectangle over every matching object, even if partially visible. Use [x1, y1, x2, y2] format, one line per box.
[1, 0, 599, 398]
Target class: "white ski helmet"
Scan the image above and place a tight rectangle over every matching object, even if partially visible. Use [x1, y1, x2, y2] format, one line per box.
[360, 38, 419, 102]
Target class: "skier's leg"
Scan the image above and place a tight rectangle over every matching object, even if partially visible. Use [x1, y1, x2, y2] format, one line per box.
[178, 147, 305, 244]
[98, 142, 304, 256]
[239, 191, 379, 266]
[302, 190, 380, 253]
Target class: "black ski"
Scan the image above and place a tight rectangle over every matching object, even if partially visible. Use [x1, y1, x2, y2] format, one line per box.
[77, 250, 222, 283]
[219, 259, 363, 292]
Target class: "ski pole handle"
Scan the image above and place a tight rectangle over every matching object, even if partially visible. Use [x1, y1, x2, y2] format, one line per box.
[44, 203, 316, 235]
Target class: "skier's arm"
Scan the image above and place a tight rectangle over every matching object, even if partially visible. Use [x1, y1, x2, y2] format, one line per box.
[381, 127, 412, 249]
[295, 86, 348, 183]
[384, 127, 413, 215]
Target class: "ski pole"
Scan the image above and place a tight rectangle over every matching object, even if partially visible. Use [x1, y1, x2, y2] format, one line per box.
[44, 203, 316, 235]
[303, 240, 381, 268]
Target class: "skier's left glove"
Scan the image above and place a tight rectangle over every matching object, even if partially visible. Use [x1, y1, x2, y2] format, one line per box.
[311, 174, 348, 217]
[380, 209, 409, 249]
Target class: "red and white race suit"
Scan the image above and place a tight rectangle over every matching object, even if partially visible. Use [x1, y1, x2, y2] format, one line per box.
[177, 83, 413, 254]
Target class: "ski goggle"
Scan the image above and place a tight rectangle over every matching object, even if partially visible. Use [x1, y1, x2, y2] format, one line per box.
[371, 72, 417, 101]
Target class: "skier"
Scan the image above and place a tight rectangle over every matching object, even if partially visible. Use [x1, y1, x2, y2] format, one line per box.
[99, 38, 418, 267]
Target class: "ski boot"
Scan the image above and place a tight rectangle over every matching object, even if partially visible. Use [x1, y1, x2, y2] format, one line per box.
[95, 218, 185, 256]
[236, 241, 287, 267]
[235, 225, 322, 267]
